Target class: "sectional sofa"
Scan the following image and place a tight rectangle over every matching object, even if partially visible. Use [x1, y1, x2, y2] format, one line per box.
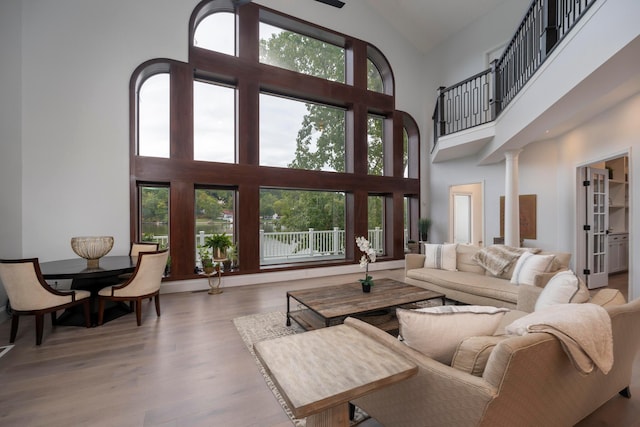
[404, 244, 572, 308]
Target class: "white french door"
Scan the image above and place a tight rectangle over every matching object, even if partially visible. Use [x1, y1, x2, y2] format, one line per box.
[584, 167, 609, 288]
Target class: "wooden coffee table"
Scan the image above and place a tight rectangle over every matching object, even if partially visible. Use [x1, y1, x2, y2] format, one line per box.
[254, 322, 418, 427]
[286, 278, 445, 332]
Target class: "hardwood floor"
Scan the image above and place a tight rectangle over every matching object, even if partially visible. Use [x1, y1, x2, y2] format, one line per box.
[0, 269, 638, 427]
[608, 271, 629, 301]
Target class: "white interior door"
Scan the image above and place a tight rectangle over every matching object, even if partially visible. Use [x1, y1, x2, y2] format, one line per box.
[452, 193, 472, 244]
[585, 167, 609, 289]
[449, 183, 484, 246]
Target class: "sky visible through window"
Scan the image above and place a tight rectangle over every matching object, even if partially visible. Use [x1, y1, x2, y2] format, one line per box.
[260, 94, 325, 169]
[138, 73, 169, 158]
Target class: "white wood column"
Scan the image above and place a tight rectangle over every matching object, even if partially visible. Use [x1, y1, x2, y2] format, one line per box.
[504, 150, 522, 247]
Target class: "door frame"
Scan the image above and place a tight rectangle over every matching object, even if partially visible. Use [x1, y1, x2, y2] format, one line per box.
[575, 152, 630, 290]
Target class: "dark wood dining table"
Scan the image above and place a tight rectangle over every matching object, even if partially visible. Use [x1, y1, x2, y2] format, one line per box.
[40, 255, 137, 281]
[39, 255, 137, 325]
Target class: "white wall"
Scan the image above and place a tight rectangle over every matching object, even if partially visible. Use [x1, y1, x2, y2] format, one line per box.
[0, 0, 23, 312]
[20, 0, 200, 262]
[428, 0, 530, 86]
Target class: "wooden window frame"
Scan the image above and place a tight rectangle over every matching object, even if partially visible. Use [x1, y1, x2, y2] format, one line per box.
[129, 1, 420, 280]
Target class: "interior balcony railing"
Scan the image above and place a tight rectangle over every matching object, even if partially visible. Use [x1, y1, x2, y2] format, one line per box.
[432, 0, 596, 151]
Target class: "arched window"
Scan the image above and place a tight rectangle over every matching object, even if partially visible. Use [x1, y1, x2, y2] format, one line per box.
[193, 11, 235, 55]
[138, 73, 170, 158]
[130, 0, 420, 279]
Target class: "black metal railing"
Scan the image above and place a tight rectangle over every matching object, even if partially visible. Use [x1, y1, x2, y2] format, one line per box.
[433, 69, 493, 139]
[432, 0, 596, 151]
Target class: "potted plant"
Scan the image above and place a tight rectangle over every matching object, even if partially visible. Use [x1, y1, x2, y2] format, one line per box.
[355, 236, 376, 292]
[205, 233, 233, 260]
[418, 218, 432, 243]
[201, 257, 215, 275]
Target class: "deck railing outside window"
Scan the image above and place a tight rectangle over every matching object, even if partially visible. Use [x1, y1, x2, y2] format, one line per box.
[147, 227, 408, 266]
[432, 0, 596, 151]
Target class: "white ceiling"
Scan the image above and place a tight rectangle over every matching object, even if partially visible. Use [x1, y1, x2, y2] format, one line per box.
[363, 0, 510, 54]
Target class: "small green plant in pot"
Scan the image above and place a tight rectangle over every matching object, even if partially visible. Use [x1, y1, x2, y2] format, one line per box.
[201, 257, 215, 274]
[197, 246, 214, 273]
[418, 218, 432, 242]
[205, 233, 233, 260]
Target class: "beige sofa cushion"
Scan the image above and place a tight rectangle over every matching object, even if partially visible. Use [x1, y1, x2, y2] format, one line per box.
[535, 270, 590, 311]
[456, 245, 485, 274]
[397, 305, 509, 365]
[510, 252, 555, 286]
[451, 335, 510, 376]
[406, 268, 519, 304]
[424, 243, 457, 271]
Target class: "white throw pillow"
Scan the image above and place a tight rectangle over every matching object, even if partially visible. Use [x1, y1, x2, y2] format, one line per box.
[535, 270, 590, 311]
[510, 252, 555, 285]
[397, 305, 509, 365]
[423, 243, 457, 271]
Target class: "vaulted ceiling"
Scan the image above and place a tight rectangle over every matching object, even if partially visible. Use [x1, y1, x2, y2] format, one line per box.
[364, 0, 509, 54]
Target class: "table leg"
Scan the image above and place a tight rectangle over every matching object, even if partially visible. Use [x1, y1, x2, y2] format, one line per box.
[306, 403, 350, 427]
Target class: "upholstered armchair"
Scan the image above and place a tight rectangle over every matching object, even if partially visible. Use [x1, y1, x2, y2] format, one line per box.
[118, 241, 160, 282]
[0, 258, 91, 345]
[97, 250, 168, 326]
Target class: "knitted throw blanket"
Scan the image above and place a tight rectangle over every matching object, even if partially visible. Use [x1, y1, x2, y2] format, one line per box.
[505, 303, 613, 374]
[472, 245, 539, 276]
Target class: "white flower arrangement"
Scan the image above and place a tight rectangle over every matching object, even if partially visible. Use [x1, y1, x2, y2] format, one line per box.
[355, 236, 376, 287]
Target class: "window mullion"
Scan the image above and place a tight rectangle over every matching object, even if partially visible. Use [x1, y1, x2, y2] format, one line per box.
[170, 63, 194, 160]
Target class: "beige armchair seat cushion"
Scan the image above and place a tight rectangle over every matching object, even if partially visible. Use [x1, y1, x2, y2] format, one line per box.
[1, 262, 90, 310]
[397, 305, 508, 365]
[451, 335, 510, 376]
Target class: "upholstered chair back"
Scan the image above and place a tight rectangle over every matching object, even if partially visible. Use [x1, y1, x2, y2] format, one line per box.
[130, 242, 160, 257]
[112, 250, 168, 297]
[0, 259, 76, 311]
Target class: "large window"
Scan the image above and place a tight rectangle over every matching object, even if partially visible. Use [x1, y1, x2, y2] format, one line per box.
[138, 74, 170, 158]
[195, 188, 236, 264]
[259, 94, 345, 171]
[139, 185, 169, 248]
[367, 115, 384, 176]
[259, 189, 345, 265]
[193, 11, 235, 55]
[259, 22, 345, 83]
[368, 195, 385, 254]
[194, 81, 235, 163]
[130, 2, 420, 279]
